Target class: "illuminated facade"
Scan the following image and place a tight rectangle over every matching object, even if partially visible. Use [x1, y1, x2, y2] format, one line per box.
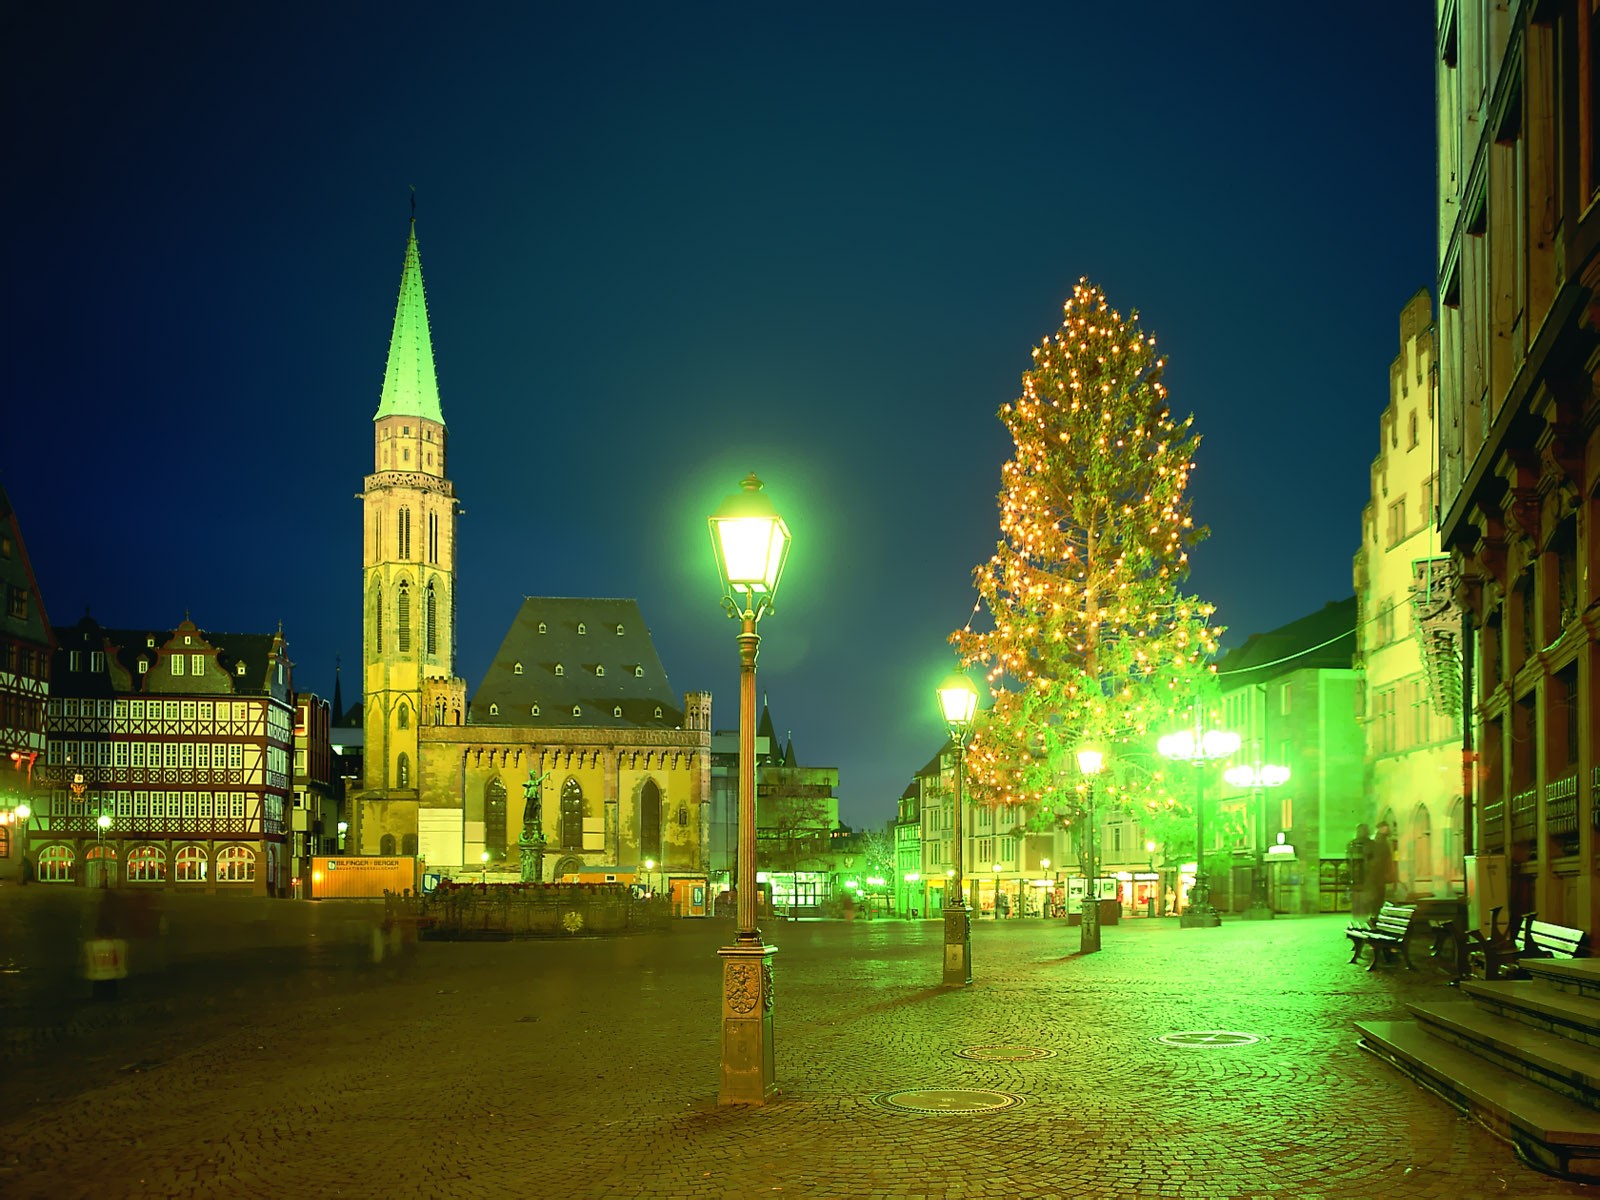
[289, 692, 335, 892]
[1435, 0, 1600, 931]
[1351, 291, 1464, 899]
[36, 616, 294, 894]
[0, 483, 51, 880]
[352, 221, 711, 882]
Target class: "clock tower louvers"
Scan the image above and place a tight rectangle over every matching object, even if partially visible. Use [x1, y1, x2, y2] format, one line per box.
[361, 219, 458, 795]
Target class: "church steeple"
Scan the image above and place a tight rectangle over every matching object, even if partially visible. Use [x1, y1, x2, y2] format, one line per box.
[374, 219, 445, 427]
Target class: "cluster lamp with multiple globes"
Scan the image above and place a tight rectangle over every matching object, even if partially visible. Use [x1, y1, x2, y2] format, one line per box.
[1223, 763, 1291, 919]
[936, 670, 979, 986]
[1156, 728, 1240, 928]
[709, 472, 790, 1105]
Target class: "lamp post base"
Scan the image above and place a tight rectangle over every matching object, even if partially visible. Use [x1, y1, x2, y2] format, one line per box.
[1242, 904, 1274, 920]
[717, 942, 778, 1105]
[942, 903, 972, 986]
[1179, 905, 1222, 928]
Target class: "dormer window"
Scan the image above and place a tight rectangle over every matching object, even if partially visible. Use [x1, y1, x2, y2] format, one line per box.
[653, 707, 663, 718]
[138, 659, 148, 675]
[513, 662, 523, 675]
[146, 638, 155, 648]
[613, 706, 622, 717]
[634, 667, 644, 678]
[616, 624, 624, 635]
[577, 623, 586, 635]
[596, 666, 605, 677]
[184, 635, 192, 645]
[489, 703, 500, 716]
[236, 662, 247, 677]
[531, 704, 541, 717]
[538, 622, 547, 634]
[555, 664, 565, 676]
[572, 705, 581, 717]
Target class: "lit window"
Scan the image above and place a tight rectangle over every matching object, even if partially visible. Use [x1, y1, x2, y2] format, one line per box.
[236, 662, 246, 677]
[555, 665, 564, 676]
[138, 659, 148, 675]
[538, 623, 547, 634]
[613, 706, 622, 717]
[489, 703, 500, 716]
[514, 662, 523, 674]
[531, 704, 541, 717]
[572, 706, 581, 717]
[191, 653, 204, 675]
[577, 623, 586, 635]
[653, 707, 662, 718]
[616, 624, 624, 636]
[635, 667, 644, 678]
[172, 655, 185, 676]
[216, 845, 256, 882]
[596, 666, 605, 677]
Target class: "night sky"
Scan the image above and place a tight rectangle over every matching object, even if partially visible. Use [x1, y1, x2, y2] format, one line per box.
[3, 4, 1436, 829]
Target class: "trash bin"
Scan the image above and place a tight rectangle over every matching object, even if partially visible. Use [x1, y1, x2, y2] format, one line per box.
[1146, 894, 1156, 917]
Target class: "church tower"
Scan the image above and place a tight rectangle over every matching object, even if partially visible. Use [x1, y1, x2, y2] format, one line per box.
[361, 218, 458, 797]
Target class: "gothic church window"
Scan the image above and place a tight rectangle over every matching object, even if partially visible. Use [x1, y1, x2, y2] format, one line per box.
[485, 778, 508, 861]
[397, 705, 409, 730]
[374, 584, 384, 653]
[640, 779, 662, 859]
[425, 583, 437, 656]
[399, 508, 412, 560]
[561, 778, 584, 850]
[398, 581, 411, 652]
[397, 753, 410, 788]
[435, 698, 446, 724]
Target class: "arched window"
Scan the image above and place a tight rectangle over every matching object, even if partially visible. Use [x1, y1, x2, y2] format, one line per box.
[640, 779, 662, 859]
[175, 845, 207, 882]
[397, 704, 409, 730]
[402, 833, 418, 856]
[397, 581, 412, 652]
[37, 844, 73, 883]
[435, 698, 446, 725]
[485, 778, 508, 861]
[425, 582, 438, 656]
[397, 753, 411, 788]
[374, 583, 384, 654]
[127, 845, 166, 882]
[561, 778, 584, 850]
[399, 506, 412, 560]
[380, 833, 397, 855]
[216, 845, 256, 882]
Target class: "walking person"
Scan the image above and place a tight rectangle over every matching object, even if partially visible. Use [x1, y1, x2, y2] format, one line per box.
[1366, 822, 1394, 916]
[1347, 823, 1373, 923]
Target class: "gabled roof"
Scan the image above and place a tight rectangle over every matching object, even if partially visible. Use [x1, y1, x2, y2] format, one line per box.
[1216, 596, 1359, 682]
[470, 598, 683, 729]
[374, 220, 445, 426]
[53, 616, 290, 700]
[0, 483, 52, 651]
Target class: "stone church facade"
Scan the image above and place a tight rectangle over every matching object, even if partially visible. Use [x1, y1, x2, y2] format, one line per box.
[349, 221, 711, 881]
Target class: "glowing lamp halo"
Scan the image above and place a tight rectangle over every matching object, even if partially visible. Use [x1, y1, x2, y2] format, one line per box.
[709, 473, 790, 613]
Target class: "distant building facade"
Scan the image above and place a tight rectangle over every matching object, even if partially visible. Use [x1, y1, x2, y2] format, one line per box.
[35, 616, 294, 894]
[349, 220, 711, 885]
[1215, 599, 1364, 914]
[290, 692, 334, 892]
[0, 484, 52, 880]
[1352, 291, 1464, 900]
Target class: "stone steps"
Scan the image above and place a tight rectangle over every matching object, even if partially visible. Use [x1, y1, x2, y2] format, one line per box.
[1355, 1017, 1600, 1180]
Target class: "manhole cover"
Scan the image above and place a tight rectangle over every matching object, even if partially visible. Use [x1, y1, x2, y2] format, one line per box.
[1154, 1031, 1262, 1049]
[955, 1045, 1056, 1061]
[874, 1088, 1025, 1114]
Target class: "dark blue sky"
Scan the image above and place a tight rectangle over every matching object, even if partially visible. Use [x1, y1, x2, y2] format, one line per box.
[3, 4, 1435, 829]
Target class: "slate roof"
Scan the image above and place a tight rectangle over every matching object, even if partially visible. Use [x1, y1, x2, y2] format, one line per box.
[470, 598, 684, 729]
[53, 616, 288, 698]
[1216, 596, 1359, 682]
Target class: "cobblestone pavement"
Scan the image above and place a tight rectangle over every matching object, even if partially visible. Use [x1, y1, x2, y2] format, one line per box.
[0, 911, 1591, 1199]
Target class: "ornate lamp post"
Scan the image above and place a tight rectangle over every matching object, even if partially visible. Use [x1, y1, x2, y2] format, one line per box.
[936, 670, 979, 986]
[1040, 857, 1051, 918]
[709, 471, 790, 1105]
[95, 812, 112, 888]
[643, 857, 655, 898]
[1156, 727, 1240, 928]
[1076, 746, 1104, 953]
[1223, 763, 1290, 920]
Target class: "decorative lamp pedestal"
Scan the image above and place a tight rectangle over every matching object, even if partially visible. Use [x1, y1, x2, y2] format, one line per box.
[1242, 904, 1274, 920]
[942, 903, 972, 987]
[1179, 906, 1222, 928]
[718, 942, 778, 1104]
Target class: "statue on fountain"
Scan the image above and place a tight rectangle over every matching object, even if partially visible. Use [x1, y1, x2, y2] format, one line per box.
[519, 768, 551, 883]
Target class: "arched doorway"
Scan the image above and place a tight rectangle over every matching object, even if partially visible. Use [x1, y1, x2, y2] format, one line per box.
[561, 779, 584, 850]
[1407, 802, 1433, 894]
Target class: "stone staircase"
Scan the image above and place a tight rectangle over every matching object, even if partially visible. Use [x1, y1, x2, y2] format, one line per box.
[1356, 956, 1600, 1180]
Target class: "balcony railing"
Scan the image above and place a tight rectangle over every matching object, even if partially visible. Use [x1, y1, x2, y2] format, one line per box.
[1547, 769, 1579, 838]
[1509, 786, 1538, 842]
[1480, 797, 1506, 852]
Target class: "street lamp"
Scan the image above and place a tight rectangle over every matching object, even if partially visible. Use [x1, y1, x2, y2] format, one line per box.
[480, 850, 489, 884]
[1156, 727, 1241, 928]
[991, 862, 1002, 919]
[1076, 746, 1104, 953]
[709, 471, 790, 1105]
[643, 857, 656, 899]
[1223, 763, 1291, 920]
[14, 803, 31, 884]
[337, 820, 348, 853]
[936, 670, 979, 986]
[1041, 857, 1051, 918]
[95, 812, 112, 888]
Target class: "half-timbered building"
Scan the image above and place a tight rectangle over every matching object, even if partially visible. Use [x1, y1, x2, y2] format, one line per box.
[0, 482, 52, 880]
[35, 616, 294, 894]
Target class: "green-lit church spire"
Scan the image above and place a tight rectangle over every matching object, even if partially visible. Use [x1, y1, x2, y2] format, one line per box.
[374, 219, 445, 426]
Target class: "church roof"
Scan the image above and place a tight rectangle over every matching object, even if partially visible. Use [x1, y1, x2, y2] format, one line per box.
[470, 598, 684, 729]
[0, 483, 52, 652]
[374, 220, 445, 426]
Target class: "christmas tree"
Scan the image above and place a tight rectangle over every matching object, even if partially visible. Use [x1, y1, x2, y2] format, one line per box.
[952, 279, 1220, 877]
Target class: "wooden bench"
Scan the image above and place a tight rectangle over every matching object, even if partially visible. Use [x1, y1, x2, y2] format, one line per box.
[1468, 910, 1591, 979]
[1346, 902, 1424, 971]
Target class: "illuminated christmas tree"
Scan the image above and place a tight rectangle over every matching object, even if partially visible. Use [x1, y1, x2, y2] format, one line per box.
[952, 279, 1220, 838]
